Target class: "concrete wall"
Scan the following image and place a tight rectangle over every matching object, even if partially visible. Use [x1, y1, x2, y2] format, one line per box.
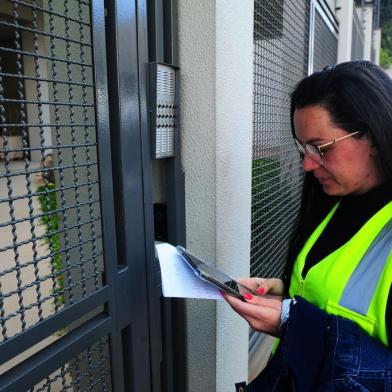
[336, 0, 354, 62]
[362, 5, 374, 61]
[178, 1, 253, 390]
[373, 28, 381, 65]
[179, 2, 217, 388]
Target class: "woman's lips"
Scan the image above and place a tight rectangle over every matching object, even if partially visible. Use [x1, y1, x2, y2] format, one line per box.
[316, 177, 333, 185]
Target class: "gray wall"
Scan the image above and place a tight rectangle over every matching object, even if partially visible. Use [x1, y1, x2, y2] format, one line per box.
[178, 1, 254, 390]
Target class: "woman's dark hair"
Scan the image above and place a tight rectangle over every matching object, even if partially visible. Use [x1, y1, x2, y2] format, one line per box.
[284, 61, 392, 286]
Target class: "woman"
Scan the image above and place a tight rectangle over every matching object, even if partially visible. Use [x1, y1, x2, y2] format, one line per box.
[222, 61, 392, 391]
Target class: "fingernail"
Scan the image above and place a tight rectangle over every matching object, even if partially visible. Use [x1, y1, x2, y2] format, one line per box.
[244, 293, 253, 300]
[257, 287, 265, 295]
[219, 290, 225, 296]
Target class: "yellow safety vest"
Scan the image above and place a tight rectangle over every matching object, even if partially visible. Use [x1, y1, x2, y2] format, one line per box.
[289, 200, 392, 346]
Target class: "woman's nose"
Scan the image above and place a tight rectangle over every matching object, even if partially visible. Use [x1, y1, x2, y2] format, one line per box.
[302, 154, 321, 172]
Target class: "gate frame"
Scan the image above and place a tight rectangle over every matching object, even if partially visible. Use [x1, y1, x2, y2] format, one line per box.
[0, 1, 160, 391]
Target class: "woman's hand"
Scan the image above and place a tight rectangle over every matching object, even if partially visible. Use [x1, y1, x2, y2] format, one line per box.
[221, 291, 282, 337]
[237, 277, 285, 298]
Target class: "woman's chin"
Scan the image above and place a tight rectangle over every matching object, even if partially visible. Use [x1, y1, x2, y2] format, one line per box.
[321, 183, 342, 196]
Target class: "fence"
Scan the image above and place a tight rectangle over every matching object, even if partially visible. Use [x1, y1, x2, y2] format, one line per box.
[251, 0, 309, 278]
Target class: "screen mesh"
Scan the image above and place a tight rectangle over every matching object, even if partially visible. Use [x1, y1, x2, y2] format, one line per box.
[0, 0, 104, 343]
[251, 1, 309, 277]
[313, 8, 337, 72]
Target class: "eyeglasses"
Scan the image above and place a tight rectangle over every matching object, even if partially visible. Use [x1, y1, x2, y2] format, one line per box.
[294, 131, 361, 165]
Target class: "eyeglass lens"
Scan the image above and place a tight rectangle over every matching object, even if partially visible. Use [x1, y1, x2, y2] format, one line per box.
[305, 144, 322, 164]
[294, 140, 322, 164]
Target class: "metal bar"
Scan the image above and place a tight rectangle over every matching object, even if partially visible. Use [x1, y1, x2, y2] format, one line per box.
[162, 0, 178, 66]
[91, 0, 126, 390]
[0, 254, 103, 303]
[308, 0, 315, 75]
[0, 216, 100, 253]
[0, 20, 93, 48]
[0, 204, 100, 238]
[9, 0, 91, 8]
[11, 0, 91, 27]
[0, 161, 97, 179]
[0, 72, 94, 88]
[0, 97, 94, 107]
[0, 287, 109, 366]
[106, 0, 153, 389]
[0, 143, 97, 157]
[157, 1, 186, 390]
[0, 180, 99, 204]
[316, 0, 339, 31]
[314, 0, 338, 38]
[148, 0, 165, 62]
[0, 123, 95, 128]
[0, 240, 102, 281]
[0, 46, 93, 69]
[137, 1, 164, 391]
[0, 314, 110, 392]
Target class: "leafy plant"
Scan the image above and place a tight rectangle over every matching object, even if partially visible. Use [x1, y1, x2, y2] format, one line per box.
[36, 184, 64, 306]
[380, 1, 392, 68]
[381, 47, 392, 68]
[251, 158, 282, 275]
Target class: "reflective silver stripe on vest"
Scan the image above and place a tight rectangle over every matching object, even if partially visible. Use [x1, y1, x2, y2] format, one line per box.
[339, 219, 392, 315]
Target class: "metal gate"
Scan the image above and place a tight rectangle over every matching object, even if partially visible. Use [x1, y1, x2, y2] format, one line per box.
[0, 1, 158, 391]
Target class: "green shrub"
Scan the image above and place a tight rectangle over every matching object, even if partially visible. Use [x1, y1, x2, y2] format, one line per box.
[37, 184, 64, 306]
[251, 158, 281, 275]
[381, 47, 392, 68]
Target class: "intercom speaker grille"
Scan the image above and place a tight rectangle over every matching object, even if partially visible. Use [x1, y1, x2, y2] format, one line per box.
[151, 64, 177, 159]
[157, 67, 175, 96]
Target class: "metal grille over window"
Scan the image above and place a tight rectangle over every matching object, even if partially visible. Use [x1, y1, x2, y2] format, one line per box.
[0, 0, 109, 387]
[312, 4, 338, 72]
[251, 1, 309, 278]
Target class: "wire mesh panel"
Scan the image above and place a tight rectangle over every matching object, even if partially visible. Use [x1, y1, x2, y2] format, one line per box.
[251, 0, 309, 277]
[0, 0, 110, 388]
[0, 0, 102, 340]
[312, 6, 338, 72]
[31, 336, 112, 392]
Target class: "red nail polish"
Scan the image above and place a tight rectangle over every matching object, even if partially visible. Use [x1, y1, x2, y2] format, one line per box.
[257, 287, 265, 295]
[219, 290, 225, 296]
[244, 293, 253, 300]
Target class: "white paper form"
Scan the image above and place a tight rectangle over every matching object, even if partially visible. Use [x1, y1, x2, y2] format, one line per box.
[156, 243, 222, 300]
